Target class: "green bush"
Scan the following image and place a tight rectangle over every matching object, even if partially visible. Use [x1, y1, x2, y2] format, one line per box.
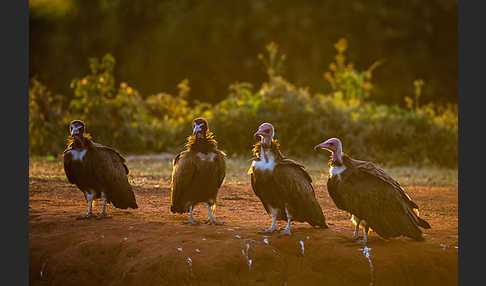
[28, 40, 457, 167]
[29, 78, 69, 155]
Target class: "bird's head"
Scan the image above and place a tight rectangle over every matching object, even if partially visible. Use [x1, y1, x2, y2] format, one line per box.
[254, 122, 275, 147]
[70, 120, 86, 142]
[192, 117, 209, 139]
[314, 137, 343, 163]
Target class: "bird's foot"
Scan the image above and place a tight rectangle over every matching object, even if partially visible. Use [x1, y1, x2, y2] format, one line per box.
[203, 219, 224, 226]
[183, 218, 201, 225]
[76, 213, 95, 220]
[258, 227, 277, 234]
[279, 229, 292, 236]
[96, 213, 112, 220]
[357, 238, 368, 244]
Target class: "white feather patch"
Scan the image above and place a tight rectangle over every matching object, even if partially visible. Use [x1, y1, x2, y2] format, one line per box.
[329, 165, 346, 177]
[252, 146, 275, 172]
[196, 152, 216, 161]
[70, 149, 87, 161]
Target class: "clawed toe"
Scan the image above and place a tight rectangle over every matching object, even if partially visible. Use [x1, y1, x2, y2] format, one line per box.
[183, 219, 201, 225]
[96, 213, 112, 220]
[202, 219, 224, 225]
[258, 228, 277, 234]
[279, 229, 291, 236]
[76, 214, 95, 220]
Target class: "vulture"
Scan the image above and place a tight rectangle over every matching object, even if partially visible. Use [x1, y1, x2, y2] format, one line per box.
[249, 123, 328, 235]
[63, 120, 138, 219]
[314, 137, 431, 242]
[170, 118, 226, 225]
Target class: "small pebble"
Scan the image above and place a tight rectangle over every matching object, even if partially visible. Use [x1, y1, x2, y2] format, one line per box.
[235, 234, 241, 239]
[195, 249, 201, 253]
[177, 247, 183, 252]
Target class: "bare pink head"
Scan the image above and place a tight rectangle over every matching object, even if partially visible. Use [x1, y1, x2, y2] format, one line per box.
[254, 123, 275, 147]
[314, 137, 343, 163]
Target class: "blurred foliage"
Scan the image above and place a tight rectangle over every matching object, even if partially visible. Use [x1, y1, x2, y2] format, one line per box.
[324, 38, 382, 101]
[207, 42, 456, 167]
[29, 40, 457, 167]
[29, 78, 69, 155]
[29, 0, 457, 107]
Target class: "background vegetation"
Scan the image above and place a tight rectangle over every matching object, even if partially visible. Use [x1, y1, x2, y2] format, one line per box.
[30, 0, 457, 107]
[29, 39, 457, 167]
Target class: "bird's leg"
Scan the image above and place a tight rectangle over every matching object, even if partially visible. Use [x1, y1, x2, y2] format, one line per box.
[363, 226, 370, 244]
[279, 208, 292, 236]
[259, 214, 277, 234]
[359, 225, 370, 244]
[205, 203, 223, 225]
[353, 217, 362, 240]
[96, 192, 112, 219]
[279, 217, 292, 236]
[184, 205, 200, 225]
[77, 192, 95, 220]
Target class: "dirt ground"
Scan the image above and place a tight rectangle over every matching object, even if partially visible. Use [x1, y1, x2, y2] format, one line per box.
[29, 166, 458, 286]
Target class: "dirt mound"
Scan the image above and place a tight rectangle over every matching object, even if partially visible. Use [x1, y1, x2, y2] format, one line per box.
[29, 179, 457, 286]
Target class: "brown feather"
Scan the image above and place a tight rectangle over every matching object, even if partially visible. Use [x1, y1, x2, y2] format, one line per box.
[326, 153, 431, 240]
[63, 136, 137, 209]
[170, 131, 226, 214]
[250, 140, 327, 228]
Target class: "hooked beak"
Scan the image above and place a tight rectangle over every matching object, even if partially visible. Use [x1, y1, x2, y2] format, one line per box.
[254, 129, 264, 140]
[71, 129, 80, 139]
[193, 124, 206, 139]
[193, 125, 202, 136]
[314, 142, 332, 152]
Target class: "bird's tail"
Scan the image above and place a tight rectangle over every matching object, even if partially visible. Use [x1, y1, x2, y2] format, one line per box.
[416, 216, 431, 229]
[412, 208, 431, 229]
[111, 189, 138, 209]
[309, 211, 328, 228]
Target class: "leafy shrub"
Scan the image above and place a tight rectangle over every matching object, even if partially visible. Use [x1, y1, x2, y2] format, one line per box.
[69, 54, 148, 152]
[29, 78, 69, 155]
[29, 40, 457, 167]
[323, 38, 382, 102]
[206, 41, 457, 167]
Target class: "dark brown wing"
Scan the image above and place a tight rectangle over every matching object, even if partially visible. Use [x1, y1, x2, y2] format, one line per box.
[90, 145, 138, 209]
[170, 151, 197, 213]
[248, 163, 283, 218]
[63, 149, 76, 185]
[336, 167, 428, 240]
[96, 145, 129, 174]
[344, 156, 420, 210]
[214, 150, 226, 188]
[273, 161, 327, 227]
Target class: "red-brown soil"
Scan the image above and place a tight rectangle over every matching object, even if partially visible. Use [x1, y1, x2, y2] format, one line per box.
[29, 177, 457, 286]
